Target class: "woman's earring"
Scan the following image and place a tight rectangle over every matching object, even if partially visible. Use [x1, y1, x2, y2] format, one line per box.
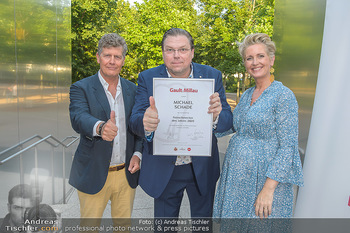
[270, 67, 275, 82]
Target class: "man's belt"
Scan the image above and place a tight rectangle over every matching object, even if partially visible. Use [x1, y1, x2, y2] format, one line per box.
[108, 163, 125, 172]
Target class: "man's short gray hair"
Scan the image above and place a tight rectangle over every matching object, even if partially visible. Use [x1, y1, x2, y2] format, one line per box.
[97, 33, 128, 57]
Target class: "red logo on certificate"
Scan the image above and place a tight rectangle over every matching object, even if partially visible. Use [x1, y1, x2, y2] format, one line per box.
[187, 148, 191, 151]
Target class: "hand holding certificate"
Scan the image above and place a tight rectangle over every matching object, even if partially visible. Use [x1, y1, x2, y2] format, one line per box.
[153, 78, 214, 156]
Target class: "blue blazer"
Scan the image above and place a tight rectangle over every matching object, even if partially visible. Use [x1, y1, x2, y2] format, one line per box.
[130, 63, 233, 198]
[69, 73, 142, 194]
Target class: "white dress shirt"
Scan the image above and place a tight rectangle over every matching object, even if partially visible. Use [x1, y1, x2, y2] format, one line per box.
[92, 71, 141, 166]
[165, 66, 193, 166]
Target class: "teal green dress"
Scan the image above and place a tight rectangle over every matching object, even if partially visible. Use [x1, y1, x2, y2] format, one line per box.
[213, 81, 304, 221]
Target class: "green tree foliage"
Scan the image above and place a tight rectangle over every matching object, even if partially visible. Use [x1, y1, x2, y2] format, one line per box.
[0, 0, 69, 64]
[71, 0, 120, 82]
[195, 0, 275, 92]
[112, 0, 198, 83]
[72, 0, 197, 83]
[0, 0, 70, 84]
[71, 0, 274, 88]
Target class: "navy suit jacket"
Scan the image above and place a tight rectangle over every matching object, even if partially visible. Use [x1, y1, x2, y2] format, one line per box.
[69, 73, 142, 195]
[130, 63, 233, 198]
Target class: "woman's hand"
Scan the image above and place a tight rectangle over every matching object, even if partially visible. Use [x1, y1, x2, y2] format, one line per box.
[254, 178, 278, 219]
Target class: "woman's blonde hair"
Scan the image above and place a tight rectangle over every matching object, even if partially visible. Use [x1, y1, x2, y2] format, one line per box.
[238, 33, 275, 61]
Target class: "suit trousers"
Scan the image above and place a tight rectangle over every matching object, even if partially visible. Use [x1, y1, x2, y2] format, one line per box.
[154, 163, 215, 218]
[78, 166, 135, 232]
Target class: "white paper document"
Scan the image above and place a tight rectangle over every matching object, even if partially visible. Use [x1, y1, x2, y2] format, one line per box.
[153, 78, 214, 156]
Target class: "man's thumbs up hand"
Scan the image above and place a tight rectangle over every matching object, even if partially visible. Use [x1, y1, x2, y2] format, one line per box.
[149, 96, 157, 111]
[143, 96, 160, 132]
[102, 110, 118, 141]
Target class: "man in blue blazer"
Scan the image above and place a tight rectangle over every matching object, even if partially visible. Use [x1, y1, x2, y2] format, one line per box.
[69, 33, 142, 228]
[130, 28, 233, 220]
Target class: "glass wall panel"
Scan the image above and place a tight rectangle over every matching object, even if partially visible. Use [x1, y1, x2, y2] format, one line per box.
[57, 0, 73, 139]
[0, 0, 18, 148]
[0, 0, 73, 210]
[273, 0, 327, 161]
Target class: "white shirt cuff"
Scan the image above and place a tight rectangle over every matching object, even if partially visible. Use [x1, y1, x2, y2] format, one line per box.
[145, 130, 153, 137]
[133, 152, 142, 160]
[93, 120, 103, 136]
[213, 115, 219, 129]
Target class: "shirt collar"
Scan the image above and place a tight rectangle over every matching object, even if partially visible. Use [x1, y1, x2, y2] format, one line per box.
[166, 63, 193, 79]
[98, 70, 121, 91]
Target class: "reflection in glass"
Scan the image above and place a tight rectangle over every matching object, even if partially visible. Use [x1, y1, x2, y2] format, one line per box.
[273, 0, 327, 161]
[0, 0, 73, 205]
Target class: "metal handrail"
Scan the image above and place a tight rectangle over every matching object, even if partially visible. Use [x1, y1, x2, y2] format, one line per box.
[0, 135, 78, 164]
[0, 134, 79, 204]
[0, 134, 42, 156]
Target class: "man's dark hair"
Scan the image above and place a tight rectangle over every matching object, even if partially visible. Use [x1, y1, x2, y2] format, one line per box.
[161, 28, 194, 50]
[8, 184, 34, 204]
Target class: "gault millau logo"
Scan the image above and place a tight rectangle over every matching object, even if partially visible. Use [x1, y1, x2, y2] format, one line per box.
[187, 148, 191, 151]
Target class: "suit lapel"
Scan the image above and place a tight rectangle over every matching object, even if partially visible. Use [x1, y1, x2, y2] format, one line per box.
[159, 64, 168, 77]
[120, 77, 131, 115]
[192, 63, 203, 79]
[92, 74, 110, 119]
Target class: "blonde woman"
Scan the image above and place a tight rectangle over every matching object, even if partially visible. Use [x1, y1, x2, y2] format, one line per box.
[213, 33, 304, 223]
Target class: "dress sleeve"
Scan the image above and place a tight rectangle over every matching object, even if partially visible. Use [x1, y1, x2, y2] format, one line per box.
[266, 89, 304, 186]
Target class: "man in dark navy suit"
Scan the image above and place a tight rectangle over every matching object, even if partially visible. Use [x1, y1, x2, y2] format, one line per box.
[130, 28, 233, 221]
[69, 33, 142, 230]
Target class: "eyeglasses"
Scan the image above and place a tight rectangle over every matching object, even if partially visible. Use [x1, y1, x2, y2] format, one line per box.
[164, 48, 191, 55]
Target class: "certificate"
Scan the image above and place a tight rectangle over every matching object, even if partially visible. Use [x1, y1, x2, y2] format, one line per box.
[153, 78, 214, 156]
